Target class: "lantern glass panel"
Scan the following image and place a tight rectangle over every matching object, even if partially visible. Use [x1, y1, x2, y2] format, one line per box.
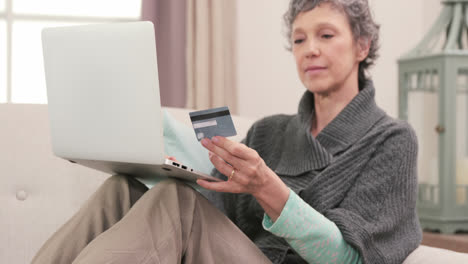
[408, 89, 439, 205]
[406, 71, 438, 92]
[456, 69, 468, 205]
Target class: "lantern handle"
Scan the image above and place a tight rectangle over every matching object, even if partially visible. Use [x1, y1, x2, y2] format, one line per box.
[444, 2, 463, 50]
[435, 125, 446, 134]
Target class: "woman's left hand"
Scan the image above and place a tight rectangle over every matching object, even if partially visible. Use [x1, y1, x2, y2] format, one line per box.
[198, 136, 290, 221]
[198, 136, 274, 194]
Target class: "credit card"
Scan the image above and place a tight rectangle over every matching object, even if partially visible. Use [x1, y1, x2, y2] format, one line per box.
[189, 106, 237, 141]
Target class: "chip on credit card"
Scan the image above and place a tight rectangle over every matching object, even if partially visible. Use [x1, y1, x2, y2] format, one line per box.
[189, 106, 237, 141]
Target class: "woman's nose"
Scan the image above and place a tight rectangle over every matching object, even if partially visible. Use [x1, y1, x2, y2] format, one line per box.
[304, 41, 320, 57]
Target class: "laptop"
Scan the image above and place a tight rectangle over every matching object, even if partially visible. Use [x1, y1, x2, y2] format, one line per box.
[41, 21, 221, 182]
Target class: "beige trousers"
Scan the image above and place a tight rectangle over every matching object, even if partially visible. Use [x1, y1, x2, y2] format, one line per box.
[32, 175, 271, 264]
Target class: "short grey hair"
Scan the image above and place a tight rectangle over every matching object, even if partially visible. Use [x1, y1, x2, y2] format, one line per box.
[284, 0, 380, 89]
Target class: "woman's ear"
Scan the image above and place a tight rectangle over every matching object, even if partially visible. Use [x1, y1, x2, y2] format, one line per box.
[357, 38, 371, 62]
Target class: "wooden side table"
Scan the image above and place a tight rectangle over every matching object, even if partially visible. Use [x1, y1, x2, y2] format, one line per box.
[422, 231, 468, 253]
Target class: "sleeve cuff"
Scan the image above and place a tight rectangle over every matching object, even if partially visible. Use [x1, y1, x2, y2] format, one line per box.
[263, 189, 300, 232]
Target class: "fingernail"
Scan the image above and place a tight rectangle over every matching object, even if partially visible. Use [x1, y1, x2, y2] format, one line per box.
[212, 136, 219, 143]
[201, 138, 209, 146]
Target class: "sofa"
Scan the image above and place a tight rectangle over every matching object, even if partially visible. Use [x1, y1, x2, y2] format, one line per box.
[1, 104, 468, 263]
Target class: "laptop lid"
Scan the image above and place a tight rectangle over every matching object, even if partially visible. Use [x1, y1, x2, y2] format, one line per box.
[42, 21, 165, 165]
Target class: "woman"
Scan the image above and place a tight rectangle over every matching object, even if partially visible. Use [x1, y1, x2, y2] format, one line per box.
[32, 0, 422, 263]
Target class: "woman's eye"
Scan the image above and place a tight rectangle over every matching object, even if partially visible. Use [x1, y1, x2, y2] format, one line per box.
[322, 34, 334, 39]
[294, 39, 304, 44]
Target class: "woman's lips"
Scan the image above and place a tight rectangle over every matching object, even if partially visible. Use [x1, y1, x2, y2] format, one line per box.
[304, 66, 327, 74]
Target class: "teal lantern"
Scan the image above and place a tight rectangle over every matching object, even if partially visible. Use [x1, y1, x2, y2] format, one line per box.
[398, 0, 468, 233]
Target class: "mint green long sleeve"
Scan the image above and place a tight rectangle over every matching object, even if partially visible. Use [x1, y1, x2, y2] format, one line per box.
[263, 190, 362, 264]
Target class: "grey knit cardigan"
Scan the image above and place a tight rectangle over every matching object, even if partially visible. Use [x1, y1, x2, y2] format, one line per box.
[206, 81, 422, 264]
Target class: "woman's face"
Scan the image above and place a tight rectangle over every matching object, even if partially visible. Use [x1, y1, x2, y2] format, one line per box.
[292, 3, 369, 95]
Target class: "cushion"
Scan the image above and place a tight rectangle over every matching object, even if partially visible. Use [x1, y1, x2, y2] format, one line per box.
[403, 245, 468, 264]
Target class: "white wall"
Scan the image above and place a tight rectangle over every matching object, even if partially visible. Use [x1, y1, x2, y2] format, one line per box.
[236, 0, 303, 120]
[236, 0, 444, 119]
[423, 0, 445, 33]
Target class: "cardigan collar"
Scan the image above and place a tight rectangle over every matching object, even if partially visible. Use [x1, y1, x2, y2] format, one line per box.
[274, 81, 386, 176]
